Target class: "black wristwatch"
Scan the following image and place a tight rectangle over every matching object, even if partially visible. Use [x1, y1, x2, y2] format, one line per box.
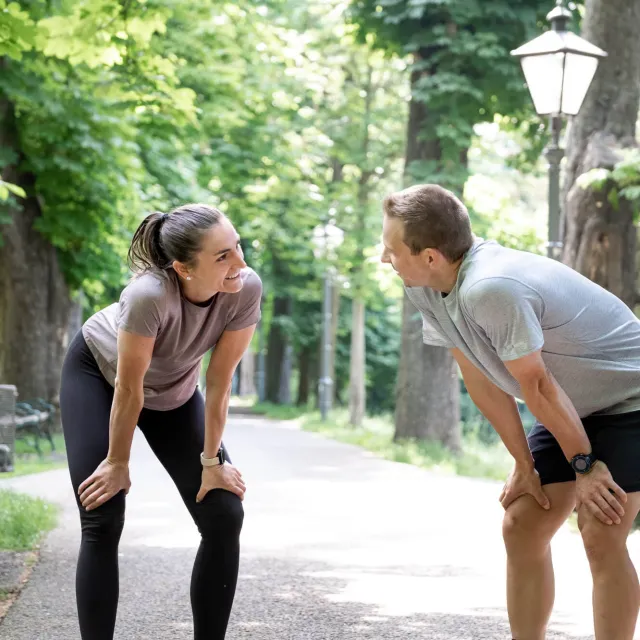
[570, 452, 597, 475]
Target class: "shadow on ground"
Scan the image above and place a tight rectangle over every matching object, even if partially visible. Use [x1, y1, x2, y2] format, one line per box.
[228, 556, 592, 640]
[0, 548, 593, 640]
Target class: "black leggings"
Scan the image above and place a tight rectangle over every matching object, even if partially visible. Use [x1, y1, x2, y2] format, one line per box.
[59, 331, 243, 640]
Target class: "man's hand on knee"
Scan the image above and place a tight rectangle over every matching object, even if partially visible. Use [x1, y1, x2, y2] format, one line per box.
[576, 461, 626, 526]
[500, 462, 551, 511]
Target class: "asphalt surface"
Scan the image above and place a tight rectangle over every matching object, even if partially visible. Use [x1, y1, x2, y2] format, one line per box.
[2, 414, 638, 639]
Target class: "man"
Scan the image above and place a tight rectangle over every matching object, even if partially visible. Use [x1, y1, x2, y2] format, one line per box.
[380, 184, 640, 640]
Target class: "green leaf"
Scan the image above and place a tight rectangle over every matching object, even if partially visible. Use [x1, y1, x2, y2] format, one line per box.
[0, 180, 25, 199]
[576, 168, 610, 191]
[621, 185, 640, 202]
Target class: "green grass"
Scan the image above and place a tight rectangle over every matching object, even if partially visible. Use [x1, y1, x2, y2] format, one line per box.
[13, 432, 66, 456]
[2, 459, 68, 479]
[2, 433, 67, 479]
[0, 489, 58, 551]
[251, 401, 310, 421]
[250, 403, 513, 482]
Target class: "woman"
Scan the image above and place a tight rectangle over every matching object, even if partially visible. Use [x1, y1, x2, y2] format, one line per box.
[59, 204, 262, 640]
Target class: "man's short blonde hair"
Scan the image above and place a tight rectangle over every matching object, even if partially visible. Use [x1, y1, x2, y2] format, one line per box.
[383, 184, 474, 262]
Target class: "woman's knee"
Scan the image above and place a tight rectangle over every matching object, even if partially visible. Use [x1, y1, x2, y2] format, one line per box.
[195, 490, 244, 540]
[78, 491, 125, 545]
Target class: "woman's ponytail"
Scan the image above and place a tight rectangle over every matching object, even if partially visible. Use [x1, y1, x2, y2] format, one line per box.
[127, 212, 172, 274]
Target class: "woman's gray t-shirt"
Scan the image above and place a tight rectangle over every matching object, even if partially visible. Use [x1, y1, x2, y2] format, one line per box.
[405, 239, 640, 418]
[82, 267, 262, 411]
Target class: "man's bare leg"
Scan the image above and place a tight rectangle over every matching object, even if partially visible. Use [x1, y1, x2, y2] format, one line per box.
[502, 482, 576, 640]
[578, 492, 640, 640]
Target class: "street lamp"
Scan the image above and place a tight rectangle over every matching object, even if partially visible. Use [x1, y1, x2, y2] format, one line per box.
[312, 220, 344, 421]
[511, 0, 607, 259]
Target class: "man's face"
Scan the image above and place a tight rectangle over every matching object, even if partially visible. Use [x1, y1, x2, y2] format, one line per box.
[380, 214, 431, 287]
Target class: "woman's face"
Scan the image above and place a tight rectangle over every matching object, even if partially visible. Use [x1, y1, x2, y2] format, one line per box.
[187, 218, 247, 294]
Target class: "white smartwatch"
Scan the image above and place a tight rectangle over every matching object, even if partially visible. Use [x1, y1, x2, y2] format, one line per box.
[200, 447, 225, 468]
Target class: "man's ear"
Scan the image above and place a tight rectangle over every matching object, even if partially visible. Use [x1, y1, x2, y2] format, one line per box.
[423, 247, 449, 267]
[421, 247, 436, 266]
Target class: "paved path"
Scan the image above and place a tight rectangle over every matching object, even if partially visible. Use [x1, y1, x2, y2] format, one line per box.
[1, 414, 639, 639]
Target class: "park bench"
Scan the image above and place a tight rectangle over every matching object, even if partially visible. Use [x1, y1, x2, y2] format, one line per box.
[15, 399, 57, 456]
[0, 385, 57, 472]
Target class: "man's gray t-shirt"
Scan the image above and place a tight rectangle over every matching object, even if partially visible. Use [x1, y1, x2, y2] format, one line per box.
[82, 267, 262, 411]
[406, 239, 640, 418]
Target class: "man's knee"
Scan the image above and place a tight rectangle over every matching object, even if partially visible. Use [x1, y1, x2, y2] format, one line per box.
[578, 509, 626, 568]
[78, 491, 125, 545]
[195, 490, 244, 540]
[502, 497, 558, 556]
[503, 511, 542, 555]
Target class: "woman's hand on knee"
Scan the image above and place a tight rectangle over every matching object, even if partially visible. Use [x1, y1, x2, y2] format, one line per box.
[196, 464, 246, 503]
[78, 459, 131, 511]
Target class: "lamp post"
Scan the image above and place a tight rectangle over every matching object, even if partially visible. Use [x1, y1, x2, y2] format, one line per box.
[511, 0, 607, 260]
[312, 220, 344, 421]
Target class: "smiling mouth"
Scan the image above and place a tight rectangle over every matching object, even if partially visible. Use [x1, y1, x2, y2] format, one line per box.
[225, 273, 240, 281]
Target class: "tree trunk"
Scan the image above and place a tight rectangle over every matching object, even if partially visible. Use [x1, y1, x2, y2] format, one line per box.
[67, 290, 84, 345]
[265, 296, 291, 403]
[310, 348, 320, 408]
[0, 95, 71, 403]
[255, 314, 266, 401]
[239, 350, 256, 396]
[636, 227, 640, 315]
[394, 294, 461, 450]
[349, 298, 366, 426]
[297, 345, 311, 406]
[562, 0, 640, 308]
[278, 343, 293, 404]
[348, 62, 373, 427]
[393, 60, 461, 449]
[328, 281, 340, 405]
[326, 154, 344, 407]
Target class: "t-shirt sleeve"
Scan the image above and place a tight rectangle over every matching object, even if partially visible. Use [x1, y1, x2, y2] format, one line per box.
[118, 276, 165, 338]
[225, 270, 263, 331]
[405, 287, 454, 348]
[421, 310, 455, 348]
[463, 277, 545, 361]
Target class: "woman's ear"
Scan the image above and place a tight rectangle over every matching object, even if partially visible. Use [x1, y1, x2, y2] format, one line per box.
[172, 260, 190, 280]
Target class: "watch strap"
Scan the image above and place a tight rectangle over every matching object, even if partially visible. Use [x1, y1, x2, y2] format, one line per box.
[200, 447, 225, 467]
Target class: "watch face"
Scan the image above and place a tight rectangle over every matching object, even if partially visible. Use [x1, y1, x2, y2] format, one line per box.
[574, 457, 588, 472]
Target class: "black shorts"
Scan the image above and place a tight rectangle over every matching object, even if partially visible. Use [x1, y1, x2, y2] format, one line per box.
[528, 410, 640, 493]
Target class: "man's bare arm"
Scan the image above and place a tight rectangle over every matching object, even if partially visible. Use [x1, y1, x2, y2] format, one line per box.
[451, 348, 532, 467]
[503, 350, 590, 461]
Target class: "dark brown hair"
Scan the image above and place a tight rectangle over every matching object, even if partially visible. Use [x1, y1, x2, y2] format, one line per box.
[128, 204, 225, 274]
[383, 184, 473, 262]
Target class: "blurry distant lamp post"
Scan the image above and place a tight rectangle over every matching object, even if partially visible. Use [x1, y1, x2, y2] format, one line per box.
[312, 220, 344, 421]
[511, 0, 607, 260]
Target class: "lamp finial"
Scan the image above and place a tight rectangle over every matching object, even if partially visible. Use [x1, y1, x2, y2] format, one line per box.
[548, 0, 572, 31]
